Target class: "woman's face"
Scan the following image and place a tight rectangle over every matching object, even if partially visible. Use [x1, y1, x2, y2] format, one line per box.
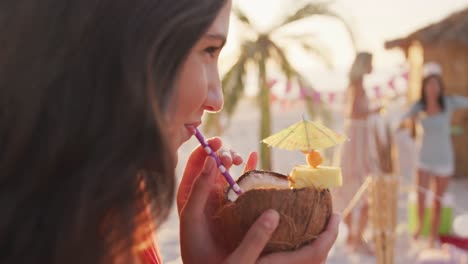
[166, 0, 232, 155]
[424, 76, 441, 100]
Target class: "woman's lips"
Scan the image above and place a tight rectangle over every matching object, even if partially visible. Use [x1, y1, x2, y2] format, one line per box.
[185, 125, 196, 135]
[185, 122, 201, 136]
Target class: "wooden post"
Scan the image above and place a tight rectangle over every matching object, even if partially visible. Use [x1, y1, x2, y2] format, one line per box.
[406, 41, 424, 138]
[368, 176, 398, 264]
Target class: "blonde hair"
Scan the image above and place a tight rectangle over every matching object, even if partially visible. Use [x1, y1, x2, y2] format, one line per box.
[348, 52, 372, 83]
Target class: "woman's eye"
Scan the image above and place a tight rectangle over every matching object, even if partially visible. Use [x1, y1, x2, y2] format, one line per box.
[204, 46, 220, 58]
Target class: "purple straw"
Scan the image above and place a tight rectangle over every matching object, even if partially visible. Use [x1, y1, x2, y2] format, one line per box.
[192, 127, 243, 195]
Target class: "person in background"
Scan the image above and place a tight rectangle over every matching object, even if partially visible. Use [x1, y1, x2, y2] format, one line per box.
[0, 0, 339, 263]
[400, 62, 468, 248]
[338, 52, 381, 254]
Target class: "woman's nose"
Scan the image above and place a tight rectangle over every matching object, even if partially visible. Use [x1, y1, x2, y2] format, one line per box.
[203, 67, 224, 112]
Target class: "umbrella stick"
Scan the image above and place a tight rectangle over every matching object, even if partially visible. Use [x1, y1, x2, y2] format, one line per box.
[342, 176, 372, 218]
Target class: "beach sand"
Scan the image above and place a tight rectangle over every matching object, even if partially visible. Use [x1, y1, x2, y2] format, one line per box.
[156, 98, 468, 263]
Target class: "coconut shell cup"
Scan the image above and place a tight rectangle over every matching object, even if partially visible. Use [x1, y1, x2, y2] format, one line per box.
[213, 170, 333, 255]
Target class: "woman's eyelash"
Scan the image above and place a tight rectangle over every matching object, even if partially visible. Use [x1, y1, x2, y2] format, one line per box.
[205, 46, 220, 57]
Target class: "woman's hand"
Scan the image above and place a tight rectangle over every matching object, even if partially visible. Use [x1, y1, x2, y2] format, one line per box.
[255, 213, 339, 264]
[177, 138, 340, 263]
[374, 106, 384, 114]
[177, 137, 257, 216]
[177, 137, 259, 262]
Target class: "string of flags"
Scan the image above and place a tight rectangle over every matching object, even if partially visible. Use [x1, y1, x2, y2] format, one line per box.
[269, 71, 410, 105]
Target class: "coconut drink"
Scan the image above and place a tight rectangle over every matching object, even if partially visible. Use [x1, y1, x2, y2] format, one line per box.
[213, 118, 346, 254]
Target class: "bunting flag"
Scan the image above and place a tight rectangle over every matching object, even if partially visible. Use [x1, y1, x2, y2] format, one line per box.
[299, 86, 307, 98]
[328, 92, 337, 103]
[299, 86, 313, 98]
[373, 85, 382, 98]
[312, 91, 321, 103]
[388, 77, 396, 91]
[280, 98, 291, 110]
[270, 93, 278, 103]
[402, 72, 410, 81]
[285, 81, 292, 94]
[267, 79, 278, 89]
[264, 70, 410, 103]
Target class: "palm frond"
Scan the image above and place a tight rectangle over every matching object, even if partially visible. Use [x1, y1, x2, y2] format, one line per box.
[222, 61, 247, 116]
[323, 10, 357, 51]
[300, 41, 333, 68]
[221, 42, 258, 117]
[232, 6, 256, 34]
[270, 2, 356, 50]
[277, 2, 334, 29]
[268, 41, 302, 81]
[278, 33, 333, 67]
[264, 39, 333, 124]
[279, 32, 319, 41]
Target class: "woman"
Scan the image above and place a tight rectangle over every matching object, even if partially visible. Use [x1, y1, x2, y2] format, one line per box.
[401, 62, 468, 247]
[0, 0, 339, 263]
[338, 52, 380, 253]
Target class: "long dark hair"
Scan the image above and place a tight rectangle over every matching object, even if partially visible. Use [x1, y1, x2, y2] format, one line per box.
[0, 0, 226, 263]
[420, 74, 446, 112]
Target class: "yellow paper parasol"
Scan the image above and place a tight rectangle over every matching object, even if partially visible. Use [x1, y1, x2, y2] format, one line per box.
[262, 117, 347, 152]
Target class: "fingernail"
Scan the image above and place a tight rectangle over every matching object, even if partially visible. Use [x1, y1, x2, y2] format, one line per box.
[262, 209, 280, 231]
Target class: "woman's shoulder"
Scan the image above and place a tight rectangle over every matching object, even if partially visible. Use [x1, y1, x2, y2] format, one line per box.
[444, 94, 465, 100]
[444, 95, 461, 105]
[444, 95, 455, 101]
[444, 94, 468, 109]
[409, 100, 423, 110]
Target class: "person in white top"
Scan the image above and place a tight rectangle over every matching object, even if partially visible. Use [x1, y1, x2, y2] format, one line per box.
[401, 62, 468, 247]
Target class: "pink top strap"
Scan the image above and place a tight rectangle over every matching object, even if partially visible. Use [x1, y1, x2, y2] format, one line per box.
[139, 242, 162, 264]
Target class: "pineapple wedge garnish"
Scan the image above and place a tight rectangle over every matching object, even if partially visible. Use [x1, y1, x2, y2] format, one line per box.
[289, 165, 342, 189]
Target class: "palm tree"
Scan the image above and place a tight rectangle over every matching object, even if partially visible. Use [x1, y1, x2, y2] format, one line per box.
[205, 1, 355, 170]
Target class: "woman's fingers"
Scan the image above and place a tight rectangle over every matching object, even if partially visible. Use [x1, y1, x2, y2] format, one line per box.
[242, 151, 258, 173]
[303, 213, 340, 255]
[184, 138, 222, 178]
[257, 213, 340, 264]
[219, 149, 233, 168]
[179, 157, 224, 263]
[177, 138, 221, 213]
[224, 209, 279, 264]
[218, 149, 243, 169]
[178, 138, 251, 215]
[214, 151, 258, 191]
[179, 157, 217, 220]
[231, 150, 243, 165]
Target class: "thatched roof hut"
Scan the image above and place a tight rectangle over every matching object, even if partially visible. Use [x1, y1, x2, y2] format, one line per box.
[385, 7, 468, 178]
[386, 8, 468, 51]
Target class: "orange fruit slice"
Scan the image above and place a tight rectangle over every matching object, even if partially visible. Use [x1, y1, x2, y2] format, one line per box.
[306, 150, 322, 168]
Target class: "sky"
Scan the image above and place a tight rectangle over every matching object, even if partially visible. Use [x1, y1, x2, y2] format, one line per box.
[222, 0, 468, 93]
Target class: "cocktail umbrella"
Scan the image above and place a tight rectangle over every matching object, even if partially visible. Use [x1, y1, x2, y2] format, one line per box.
[262, 117, 346, 152]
